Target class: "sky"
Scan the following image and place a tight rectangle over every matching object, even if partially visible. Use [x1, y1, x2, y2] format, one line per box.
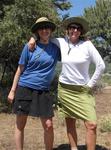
[61, 0, 96, 17]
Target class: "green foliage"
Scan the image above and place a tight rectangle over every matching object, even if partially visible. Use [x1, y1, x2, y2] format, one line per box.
[105, 63, 111, 73]
[102, 74, 111, 85]
[83, 0, 111, 60]
[0, 0, 15, 19]
[100, 115, 111, 132]
[0, 0, 71, 80]
[0, 0, 71, 74]
[53, 0, 72, 11]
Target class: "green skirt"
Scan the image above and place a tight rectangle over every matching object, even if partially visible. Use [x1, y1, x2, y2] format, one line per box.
[58, 82, 97, 122]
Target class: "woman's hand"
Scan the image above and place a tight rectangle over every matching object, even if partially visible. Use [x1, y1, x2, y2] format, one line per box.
[7, 90, 15, 104]
[28, 37, 36, 51]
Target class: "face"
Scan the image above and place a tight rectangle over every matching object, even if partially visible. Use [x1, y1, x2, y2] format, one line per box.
[36, 25, 52, 43]
[67, 23, 82, 43]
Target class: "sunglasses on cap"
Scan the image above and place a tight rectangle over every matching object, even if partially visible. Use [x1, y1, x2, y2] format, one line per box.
[67, 23, 83, 31]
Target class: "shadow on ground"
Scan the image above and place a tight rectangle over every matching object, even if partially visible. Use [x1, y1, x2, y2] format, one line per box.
[53, 144, 109, 150]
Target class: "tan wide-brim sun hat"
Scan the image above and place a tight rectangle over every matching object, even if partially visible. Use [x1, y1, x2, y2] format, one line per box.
[31, 17, 56, 33]
[63, 17, 89, 35]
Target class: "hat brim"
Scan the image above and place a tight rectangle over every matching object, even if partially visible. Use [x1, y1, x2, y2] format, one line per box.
[63, 17, 89, 35]
[31, 21, 56, 33]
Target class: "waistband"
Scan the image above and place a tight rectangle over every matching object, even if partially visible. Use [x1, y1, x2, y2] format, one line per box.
[58, 82, 90, 92]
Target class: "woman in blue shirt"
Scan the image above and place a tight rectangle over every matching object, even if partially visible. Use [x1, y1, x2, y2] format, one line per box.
[8, 17, 61, 150]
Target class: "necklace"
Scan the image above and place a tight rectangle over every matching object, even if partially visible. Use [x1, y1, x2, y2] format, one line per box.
[67, 39, 80, 55]
[67, 39, 73, 55]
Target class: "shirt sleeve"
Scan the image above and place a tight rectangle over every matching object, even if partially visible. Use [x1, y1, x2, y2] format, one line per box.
[57, 47, 61, 61]
[87, 41, 105, 87]
[18, 44, 29, 65]
[51, 38, 60, 48]
[51, 38, 61, 61]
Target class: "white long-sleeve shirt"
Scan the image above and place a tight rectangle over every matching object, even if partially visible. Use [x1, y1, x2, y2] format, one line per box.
[52, 38, 105, 88]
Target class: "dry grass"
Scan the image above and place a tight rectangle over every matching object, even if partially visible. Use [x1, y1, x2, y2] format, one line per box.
[0, 88, 111, 150]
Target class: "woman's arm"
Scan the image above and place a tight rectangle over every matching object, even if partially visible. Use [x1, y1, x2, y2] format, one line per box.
[87, 41, 105, 88]
[8, 65, 24, 103]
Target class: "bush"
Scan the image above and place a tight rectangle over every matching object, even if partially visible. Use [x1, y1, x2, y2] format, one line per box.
[100, 115, 111, 133]
[102, 74, 111, 85]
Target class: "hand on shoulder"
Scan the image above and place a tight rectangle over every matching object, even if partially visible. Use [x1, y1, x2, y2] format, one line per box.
[28, 37, 36, 51]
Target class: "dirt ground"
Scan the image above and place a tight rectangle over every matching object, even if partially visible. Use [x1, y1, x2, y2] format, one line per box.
[0, 88, 111, 150]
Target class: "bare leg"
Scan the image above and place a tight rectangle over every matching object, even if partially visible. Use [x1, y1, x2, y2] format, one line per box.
[65, 117, 78, 150]
[15, 115, 28, 150]
[40, 118, 54, 150]
[84, 121, 97, 150]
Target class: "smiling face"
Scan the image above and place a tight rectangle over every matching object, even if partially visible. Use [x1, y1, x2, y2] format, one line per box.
[67, 23, 83, 44]
[35, 24, 53, 44]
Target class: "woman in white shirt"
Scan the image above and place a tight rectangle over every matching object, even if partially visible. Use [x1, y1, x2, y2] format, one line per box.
[56, 17, 105, 150]
[28, 17, 105, 150]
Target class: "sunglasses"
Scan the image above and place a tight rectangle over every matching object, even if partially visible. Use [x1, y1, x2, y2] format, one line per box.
[67, 24, 83, 31]
[38, 24, 52, 30]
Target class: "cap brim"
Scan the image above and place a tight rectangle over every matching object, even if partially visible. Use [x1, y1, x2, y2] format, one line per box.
[63, 17, 89, 34]
[31, 21, 56, 33]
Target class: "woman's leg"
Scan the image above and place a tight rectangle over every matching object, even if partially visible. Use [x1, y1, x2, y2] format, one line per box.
[65, 117, 78, 150]
[15, 115, 28, 150]
[84, 121, 97, 150]
[40, 118, 54, 150]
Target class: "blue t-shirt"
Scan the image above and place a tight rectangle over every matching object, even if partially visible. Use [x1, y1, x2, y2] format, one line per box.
[18, 41, 61, 90]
